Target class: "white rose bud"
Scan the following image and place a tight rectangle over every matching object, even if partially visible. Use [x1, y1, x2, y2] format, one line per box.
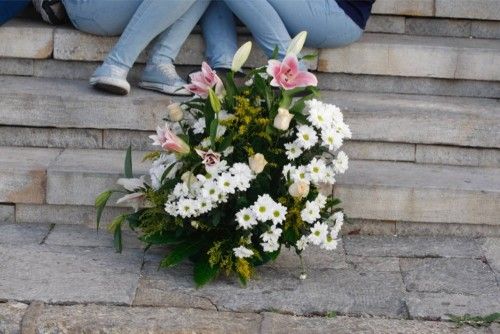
[288, 181, 310, 198]
[248, 153, 268, 174]
[273, 108, 294, 131]
[167, 103, 184, 122]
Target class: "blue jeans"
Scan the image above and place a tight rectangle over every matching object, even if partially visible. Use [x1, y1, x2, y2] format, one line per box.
[202, 0, 363, 67]
[0, 0, 30, 26]
[63, 0, 211, 69]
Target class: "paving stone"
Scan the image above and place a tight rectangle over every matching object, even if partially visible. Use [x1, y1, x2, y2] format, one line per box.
[407, 292, 500, 320]
[405, 18, 472, 38]
[135, 255, 407, 318]
[0, 126, 102, 149]
[0, 302, 28, 334]
[0, 243, 142, 304]
[316, 73, 500, 100]
[103, 129, 155, 151]
[372, 0, 434, 16]
[345, 256, 400, 272]
[343, 235, 484, 258]
[436, 0, 500, 20]
[396, 222, 500, 238]
[269, 240, 348, 270]
[0, 19, 53, 59]
[482, 238, 500, 281]
[0, 58, 33, 76]
[342, 141, 415, 162]
[471, 21, 500, 39]
[46, 149, 149, 206]
[416, 145, 500, 168]
[318, 33, 500, 81]
[45, 224, 143, 249]
[0, 75, 173, 131]
[0, 224, 50, 245]
[0, 205, 15, 224]
[366, 15, 405, 34]
[342, 219, 397, 236]
[335, 160, 500, 225]
[260, 312, 487, 334]
[0, 147, 62, 204]
[27, 304, 261, 334]
[400, 258, 498, 295]
[15, 204, 130, 227]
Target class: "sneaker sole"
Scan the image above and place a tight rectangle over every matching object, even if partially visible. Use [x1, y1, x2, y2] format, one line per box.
[138, 81, 192, 96]
[89, 77, 130, 96]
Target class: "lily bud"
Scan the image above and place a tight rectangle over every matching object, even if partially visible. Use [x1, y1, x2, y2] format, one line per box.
[273, 108, 294, 131]
[248, 153, 267, 174]
[167, 103, 184, 122]
[288, 181, 310, 198]
[181, 171, 196, 186]
[231, 41, 252, 72]
[286, 31, 308, 56]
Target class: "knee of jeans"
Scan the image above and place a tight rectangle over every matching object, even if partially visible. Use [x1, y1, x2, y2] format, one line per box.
[318, 28, 363, 49]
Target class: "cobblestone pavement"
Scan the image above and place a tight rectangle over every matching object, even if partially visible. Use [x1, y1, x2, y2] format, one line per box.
[1, 223, 499, 333]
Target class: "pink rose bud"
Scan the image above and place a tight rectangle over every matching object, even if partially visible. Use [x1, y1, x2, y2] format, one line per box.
[196, 149, 221, 167]
[149, 124, 190, 155]
[273, 108, 294, 131]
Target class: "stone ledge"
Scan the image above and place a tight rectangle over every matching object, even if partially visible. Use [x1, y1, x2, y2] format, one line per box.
[0, 19, 53, 59]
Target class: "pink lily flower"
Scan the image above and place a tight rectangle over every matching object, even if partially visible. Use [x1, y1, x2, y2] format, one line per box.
[185, 62, 225, 98]
[266, 55, 318, 90]
[149, 124, 190, 155]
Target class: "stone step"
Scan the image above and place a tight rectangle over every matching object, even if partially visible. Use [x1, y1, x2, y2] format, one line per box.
[1, 76, 498, 149]
[0, 146, 498, 226]
[2, 20, 500, 82]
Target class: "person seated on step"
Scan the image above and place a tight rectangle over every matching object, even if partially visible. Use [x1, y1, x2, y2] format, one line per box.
[0, 0, 30, 26]
[62, 0, 211, 96]
[201, 0, 374, 66]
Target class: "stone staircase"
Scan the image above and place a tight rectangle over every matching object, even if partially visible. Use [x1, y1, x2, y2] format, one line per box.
[0, 0, 499, 237]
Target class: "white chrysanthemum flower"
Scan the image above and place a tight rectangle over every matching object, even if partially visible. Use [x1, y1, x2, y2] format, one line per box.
[177, 198, 199, 218]
[305, 98, 324, 113]
[335, 121, 352, 139]
[325, 104, 344, 124]
[324, 166, 336, 185]
[285, 142, 303, 160]
[307, 106, 329, 129]
[307, 158, 327, 184]
[172, 183, 189, 198]
[236, 208, 258, 230]
[233, 246, 254, 258]
[291, 165, 309, 184]
[270, 203, 287, 225]
[301, 201, 321, 224]
[261, 227, 282, 243]
[200, 137, 211, 148]
[296, 125, 318, 149]
[308, 222, 329, 245]
[321, 127, 343, 151]
[296, 235, 309, 251]
[261, 240, 280, 252]
[321, 231, 338, 250]
[217, 173, 237, 194]
[201, 181, 220, 202]
[252, 194, 274, 222]
[314, 193, 327, 209]
[218, 110, 234, 121]
[333, 151, 349, 174]
[149, 154, 177, 190]
[193, 117, 206, 134]
[282, 164, 296, 180]
[331, 211, 344, 237]
[165, 202, 177, 216]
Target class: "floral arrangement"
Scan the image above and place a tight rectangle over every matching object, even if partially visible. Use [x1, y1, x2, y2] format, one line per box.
[96, 32, 351, 287]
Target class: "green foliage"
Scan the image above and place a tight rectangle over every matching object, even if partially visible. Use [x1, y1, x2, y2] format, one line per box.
[208, 88, 221, 113]
[448, 313, 500, 328]
[95, 190, 113, 230]
[124, 145, 133, 178]
[194, 260, 220, 287]
[325, 311, 337, 318]
[160, 240, 204, 268]
[108, 214, 127, 253]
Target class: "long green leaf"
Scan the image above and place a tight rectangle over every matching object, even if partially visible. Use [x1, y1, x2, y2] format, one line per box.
[108, 214, 126, 253]
[209, 118, 218, 149]
[124, 145, 133, 178]
[139, 231, 181, 245]
[160, 241, 203, 268]
[208, 88, 221, 113]
[95, 190, 113, 231]
[193, 260, 219, 288]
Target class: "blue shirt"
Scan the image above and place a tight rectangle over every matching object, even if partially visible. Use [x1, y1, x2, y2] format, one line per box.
[336, 0, 376, 29]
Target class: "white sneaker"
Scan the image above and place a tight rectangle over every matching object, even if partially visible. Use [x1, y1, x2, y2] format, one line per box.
[139, 63, 192, 96]
[90, 63, 130, 95]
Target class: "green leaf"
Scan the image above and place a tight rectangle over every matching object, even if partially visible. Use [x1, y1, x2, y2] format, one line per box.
[208, 88, 221, 113]
[160, 240, 203, 268]
[300, 53, 318, 61]
[160, 161, 178, 182]
[139, 230, 181, 245]
[108, 214, 126, 253]
[124, 145, 133, 178]
[193, 260, 219, 287]
[270, 45, 279, 59]
[217, 131, 234, 152]
[95, 190, 113, 230]
[209, 117, 218, 149]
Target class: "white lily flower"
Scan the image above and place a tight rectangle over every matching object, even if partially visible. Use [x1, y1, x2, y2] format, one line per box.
[231, 41, 252, 72]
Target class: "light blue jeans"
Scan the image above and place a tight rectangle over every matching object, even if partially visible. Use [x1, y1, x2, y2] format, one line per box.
[201, 0, 363, 68]
[63, 0, 211, 69]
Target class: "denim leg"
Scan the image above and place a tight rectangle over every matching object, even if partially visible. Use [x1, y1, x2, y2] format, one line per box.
[148, 0, 211, 65]
[222, 0, 289, 59]
[200, 1, 237, 69]
[104, 0, 200, 69]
